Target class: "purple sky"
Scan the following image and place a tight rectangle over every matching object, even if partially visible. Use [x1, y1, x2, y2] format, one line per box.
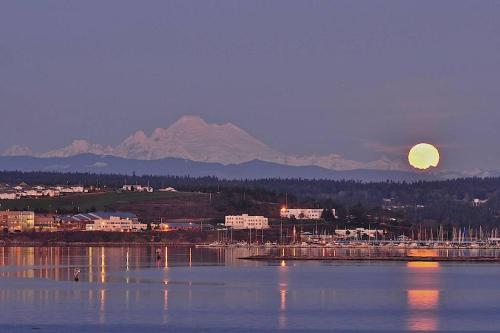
[1, 1, 500, 171]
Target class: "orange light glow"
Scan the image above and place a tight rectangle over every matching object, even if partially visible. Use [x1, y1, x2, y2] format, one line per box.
[408, 290, 439, 310]
[407, 316, 438, 331]
[407, 289, 440, 331]
[407, 261, 440, 269]
[279, 284, 287, 329]
[408, 249, 439, 258]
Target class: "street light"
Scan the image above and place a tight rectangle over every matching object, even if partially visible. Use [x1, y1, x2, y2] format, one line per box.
[280, 205, 287, 246]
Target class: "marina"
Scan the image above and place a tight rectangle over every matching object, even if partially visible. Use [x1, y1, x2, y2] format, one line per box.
[197, 239, 500, 250]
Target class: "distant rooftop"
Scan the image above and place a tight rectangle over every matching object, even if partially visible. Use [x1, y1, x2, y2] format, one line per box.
[57, 211, 137, 222]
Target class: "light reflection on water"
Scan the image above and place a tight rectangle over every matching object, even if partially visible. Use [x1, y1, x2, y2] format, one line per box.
[407, 249, 439, 257]
[407, 261, 440, 269]
[408, 290, 439, 310]
[0, 246, 500, 332]
[406, 260, 441, 331]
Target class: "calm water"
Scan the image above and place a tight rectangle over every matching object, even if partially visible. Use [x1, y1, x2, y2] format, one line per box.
[1, 246, 500, 332]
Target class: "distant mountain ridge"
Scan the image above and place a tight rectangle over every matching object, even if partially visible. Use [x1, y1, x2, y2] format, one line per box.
[2, 116, 405, 171]
[0, 154, 437, 182]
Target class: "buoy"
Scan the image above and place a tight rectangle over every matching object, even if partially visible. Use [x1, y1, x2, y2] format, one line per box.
[73, 268, 81, 282]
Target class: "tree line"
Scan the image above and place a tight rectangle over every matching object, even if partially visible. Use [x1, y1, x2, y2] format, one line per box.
[1, 170, 499, 227]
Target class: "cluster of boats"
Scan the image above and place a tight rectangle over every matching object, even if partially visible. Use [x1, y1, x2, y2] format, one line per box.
[198, 241, 280, 248]
[198, 240, 500, 249]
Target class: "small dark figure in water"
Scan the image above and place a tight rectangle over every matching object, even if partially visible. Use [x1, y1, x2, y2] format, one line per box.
[156, 249, 162, 261]
[73, 268, 81, 282]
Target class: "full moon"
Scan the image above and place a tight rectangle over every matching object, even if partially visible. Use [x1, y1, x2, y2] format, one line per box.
[408, 143, 440, 170]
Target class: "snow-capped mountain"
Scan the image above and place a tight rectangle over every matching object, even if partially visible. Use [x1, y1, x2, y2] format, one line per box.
[112, 116, 284, 164]
[3, 145, 34, 157]
[2, 116, 403, 171]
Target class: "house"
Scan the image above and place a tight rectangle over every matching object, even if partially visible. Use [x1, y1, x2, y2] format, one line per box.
[473, 198, 488, 207]
[0, 183, 90, 200]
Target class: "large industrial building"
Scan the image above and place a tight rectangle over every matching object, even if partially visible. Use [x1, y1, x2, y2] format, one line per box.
[57, 212, 145, 231]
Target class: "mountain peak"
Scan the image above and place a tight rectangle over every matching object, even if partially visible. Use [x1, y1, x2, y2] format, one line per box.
[169, 116, 241, 133]
[70, 139, 91, 150]
[172, 115, 208, 127]
[130, 130, 147, 141]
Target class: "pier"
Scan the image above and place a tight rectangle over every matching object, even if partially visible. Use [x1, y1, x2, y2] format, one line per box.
[240, 255, 500, 262]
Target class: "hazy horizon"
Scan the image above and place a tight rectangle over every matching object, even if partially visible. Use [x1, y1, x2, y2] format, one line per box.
[2, 1, 500, 172]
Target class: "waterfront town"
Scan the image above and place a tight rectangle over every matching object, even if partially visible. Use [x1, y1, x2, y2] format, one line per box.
[1, 180, 500, 249]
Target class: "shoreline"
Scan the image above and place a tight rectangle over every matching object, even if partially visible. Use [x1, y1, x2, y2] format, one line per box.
[2, 241, 500, 250]
[0, 241, 199, 247]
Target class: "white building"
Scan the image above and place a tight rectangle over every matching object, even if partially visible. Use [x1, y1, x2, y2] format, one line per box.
[473, 198, 488, 207]
[0, 184, 89, 200]
[280, 208, 336, 220]
[122, 184, 154, 193]
[85, 215, 147, 232]
[24, 189, 43, 197]
[158, 187, 177, 192]
[56, 186, 85, 193]
[0, 192, 18, 200]
[42, 189, 60, 197]
[225, 214, 269, 230]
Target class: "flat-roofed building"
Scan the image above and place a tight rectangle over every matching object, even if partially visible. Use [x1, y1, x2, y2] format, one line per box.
[280, 208, 336, 220]
[225, 214, 269, 230]
[85, 215, 147, 232]
[34, 214, 56, 231]
[0, 211, 35, 232]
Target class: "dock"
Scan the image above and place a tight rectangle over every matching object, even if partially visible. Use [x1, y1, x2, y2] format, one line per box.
[240, 255, 500, 262]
